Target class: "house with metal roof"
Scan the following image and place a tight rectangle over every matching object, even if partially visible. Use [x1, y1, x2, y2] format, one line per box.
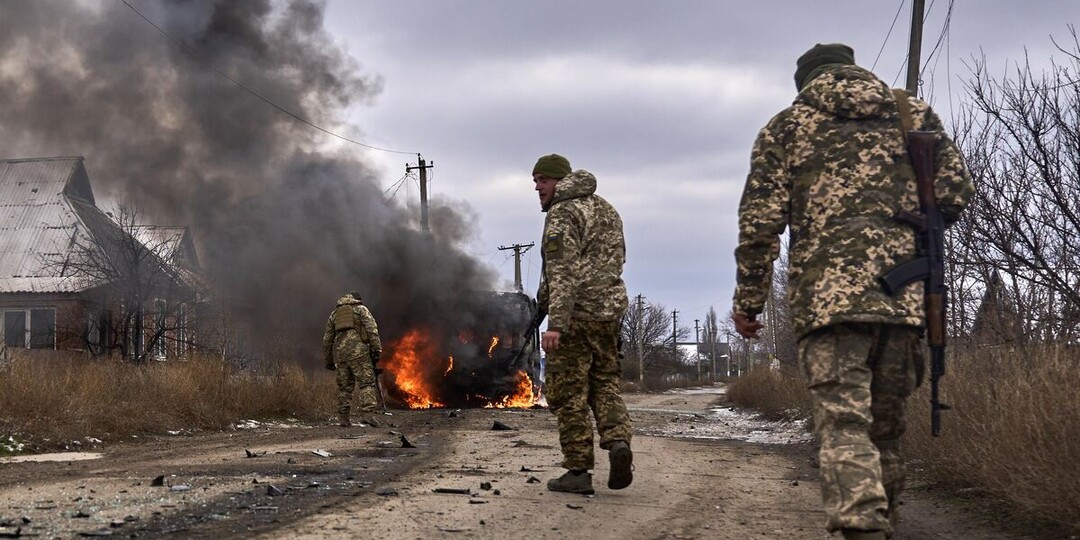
[0, 156, 203, 359]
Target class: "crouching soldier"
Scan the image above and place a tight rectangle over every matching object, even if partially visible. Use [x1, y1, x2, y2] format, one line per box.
[322, 291, 383, 427]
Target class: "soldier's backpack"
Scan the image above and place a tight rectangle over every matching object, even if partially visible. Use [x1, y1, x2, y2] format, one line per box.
[332, 305, 369, 342]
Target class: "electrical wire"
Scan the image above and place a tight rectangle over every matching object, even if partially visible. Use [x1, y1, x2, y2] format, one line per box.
[118, 0, 417, 156]
[872, 0, 907, 72]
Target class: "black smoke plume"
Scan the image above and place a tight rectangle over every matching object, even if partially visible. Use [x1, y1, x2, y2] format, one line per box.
[0, 0, 496, 364]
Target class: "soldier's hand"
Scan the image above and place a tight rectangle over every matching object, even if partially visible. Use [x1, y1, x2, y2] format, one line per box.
[541, 330, 561, 352]
[732, 311, 763, 339]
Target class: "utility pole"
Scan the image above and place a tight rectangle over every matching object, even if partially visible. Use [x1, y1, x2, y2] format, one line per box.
[498, 242, 534, 293]
[671, 309, 679, 367]
[694, 319, 701, 381]
[636, 294, 645, 383]
[905, 0, 926, 95]
[405, 154, 434, 233]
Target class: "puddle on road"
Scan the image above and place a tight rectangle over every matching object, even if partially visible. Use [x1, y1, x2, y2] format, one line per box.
[0, 452, 104, 464]
[635, 385, 813, 445]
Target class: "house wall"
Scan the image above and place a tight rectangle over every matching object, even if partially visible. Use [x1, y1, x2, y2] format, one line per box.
[0, 293, 87, 351]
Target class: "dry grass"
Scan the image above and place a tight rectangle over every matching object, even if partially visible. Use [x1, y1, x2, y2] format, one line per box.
[0, 352, 336, 449]
[726, 364, 812, 420]
[725, 344, 1080, 535]
[905, 344, 1080, 534]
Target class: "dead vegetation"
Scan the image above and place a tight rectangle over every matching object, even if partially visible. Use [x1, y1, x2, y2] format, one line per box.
[727, 344, 1080, 535]
[0, 352, 336, 449]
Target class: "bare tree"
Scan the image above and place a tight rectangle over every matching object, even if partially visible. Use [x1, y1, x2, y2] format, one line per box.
[952, 29, 1080, 344]
[620, 298, 692, 383]
[43, 204, 199, 361]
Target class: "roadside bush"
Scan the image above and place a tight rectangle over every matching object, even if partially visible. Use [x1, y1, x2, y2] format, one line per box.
[0, 353, 336, 450]
[726, 364, 812, 420]
[905, 344, 1080, 534]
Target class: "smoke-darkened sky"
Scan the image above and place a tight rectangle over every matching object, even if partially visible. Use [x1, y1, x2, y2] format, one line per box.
[0, 0, 495, 360]
[2, 0, 1077, 346]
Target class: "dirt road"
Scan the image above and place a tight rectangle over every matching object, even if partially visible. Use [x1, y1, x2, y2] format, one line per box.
[0, 387, 1024, 539]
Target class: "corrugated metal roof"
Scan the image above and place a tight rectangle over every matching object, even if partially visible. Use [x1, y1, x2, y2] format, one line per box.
[0, 157, 103, 293]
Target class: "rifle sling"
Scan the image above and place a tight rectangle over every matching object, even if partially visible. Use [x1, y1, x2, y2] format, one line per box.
[892, 88, 914, 144]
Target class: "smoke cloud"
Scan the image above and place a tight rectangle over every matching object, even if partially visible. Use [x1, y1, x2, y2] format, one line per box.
[0, 0, 496, 363]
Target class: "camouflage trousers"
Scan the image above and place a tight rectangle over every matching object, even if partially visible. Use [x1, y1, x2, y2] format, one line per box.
[335, 353, 378, 416]
[544, 319, 633, 471]
[799, 322, 925, 535]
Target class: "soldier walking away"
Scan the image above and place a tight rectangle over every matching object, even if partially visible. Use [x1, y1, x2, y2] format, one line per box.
[731, 44, 972, 539]
[532, 153, 634, 495]
[322, 291, 383, 427]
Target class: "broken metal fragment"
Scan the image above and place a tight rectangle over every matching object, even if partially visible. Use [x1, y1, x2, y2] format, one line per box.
[399, 434, 416, 448]
[491, 421, 515, 431]
[432, 487, 471, 495]
[266, 485, 284, 497]
[374, 486, 398, 496]
[150, 475, 165, 487]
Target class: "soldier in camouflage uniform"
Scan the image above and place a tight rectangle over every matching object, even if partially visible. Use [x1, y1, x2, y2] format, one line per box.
[322, 292, 383, 427]
[731, 44, 973, 540]
[532, 154, 634, 495]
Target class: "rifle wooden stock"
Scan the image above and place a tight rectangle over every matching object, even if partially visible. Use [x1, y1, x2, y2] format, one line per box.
[880, 130, 950, 436]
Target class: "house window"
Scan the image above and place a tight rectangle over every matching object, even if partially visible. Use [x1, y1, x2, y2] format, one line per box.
[1, 308, 56, 350]
[176, 304, 187, 357]
[154, 299, 167, 360]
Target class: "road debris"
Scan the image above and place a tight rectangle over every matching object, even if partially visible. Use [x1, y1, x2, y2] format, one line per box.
[266, 485, 284, 497]
[312, 449, 332, 458]
[374, 486, 398, 496]
[150, 475, 165, 487]
[399, 434, 416, 448]
[432, 487, 471, 495]
[244, 449, 266, 458]
[491, 421, 515, 431]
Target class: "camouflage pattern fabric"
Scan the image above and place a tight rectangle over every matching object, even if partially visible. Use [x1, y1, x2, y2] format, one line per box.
[537, 170, 628, 333]
[732, 64, 973, 338]
[544, 319, 633, 471]
[322, 294, 383, 416]
[334, 354, 378, 415]
[799, 322, 924, 534]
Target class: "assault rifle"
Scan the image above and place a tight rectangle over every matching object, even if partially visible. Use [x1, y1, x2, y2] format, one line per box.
[507, 309, 547, 370]
[370, 350, 387, 412]
[879, 130, 949, 437]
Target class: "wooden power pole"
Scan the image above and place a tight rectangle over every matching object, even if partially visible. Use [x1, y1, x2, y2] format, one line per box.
[905, 0, 926, 95]
[498, 242, 534, 293]
[405, 154, 434, 233]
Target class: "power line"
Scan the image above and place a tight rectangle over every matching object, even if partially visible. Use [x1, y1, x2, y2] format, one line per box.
[117, 0, 416, 156]
[872, 0, 907, 72]
[920, 0, 955, 81]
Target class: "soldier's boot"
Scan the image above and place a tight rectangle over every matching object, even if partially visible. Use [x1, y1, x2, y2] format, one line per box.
[608, 441, 633, 489]
[338, 413, 350, 427]
[360, 415, 380, 427]
[546, 470, 594, 495]
[841, 530, 886, 540]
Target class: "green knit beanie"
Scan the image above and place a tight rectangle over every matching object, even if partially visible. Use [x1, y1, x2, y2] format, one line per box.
[794, 43, 855, 90]
[532, 154, 571, 179]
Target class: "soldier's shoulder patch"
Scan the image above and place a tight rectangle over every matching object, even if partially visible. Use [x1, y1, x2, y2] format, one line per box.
[543, 232, 562, 254]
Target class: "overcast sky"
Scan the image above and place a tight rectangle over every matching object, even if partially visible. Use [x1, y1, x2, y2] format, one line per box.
[314, 1, 1076, 326]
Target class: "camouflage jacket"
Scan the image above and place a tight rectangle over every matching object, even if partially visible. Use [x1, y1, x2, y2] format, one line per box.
[733, 64, 973, 338]
[538, 170, 629, 332]
[321, 294, 383, 364]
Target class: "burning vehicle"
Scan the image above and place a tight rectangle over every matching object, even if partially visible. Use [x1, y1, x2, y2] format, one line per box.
[382, 291, 542, 409]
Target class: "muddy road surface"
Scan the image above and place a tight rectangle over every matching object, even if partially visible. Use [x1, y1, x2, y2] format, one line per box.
[0, 387, 1024, 539]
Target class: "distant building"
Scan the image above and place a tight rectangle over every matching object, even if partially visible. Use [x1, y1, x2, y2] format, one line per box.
[0, 156, 204, 359]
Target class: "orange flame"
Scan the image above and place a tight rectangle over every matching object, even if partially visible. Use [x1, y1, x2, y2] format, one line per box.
[487, 336, 500, 357]
[384, 329, 445, 409]
[445, 355, 454, 375]
[484, 370, 536, 408]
